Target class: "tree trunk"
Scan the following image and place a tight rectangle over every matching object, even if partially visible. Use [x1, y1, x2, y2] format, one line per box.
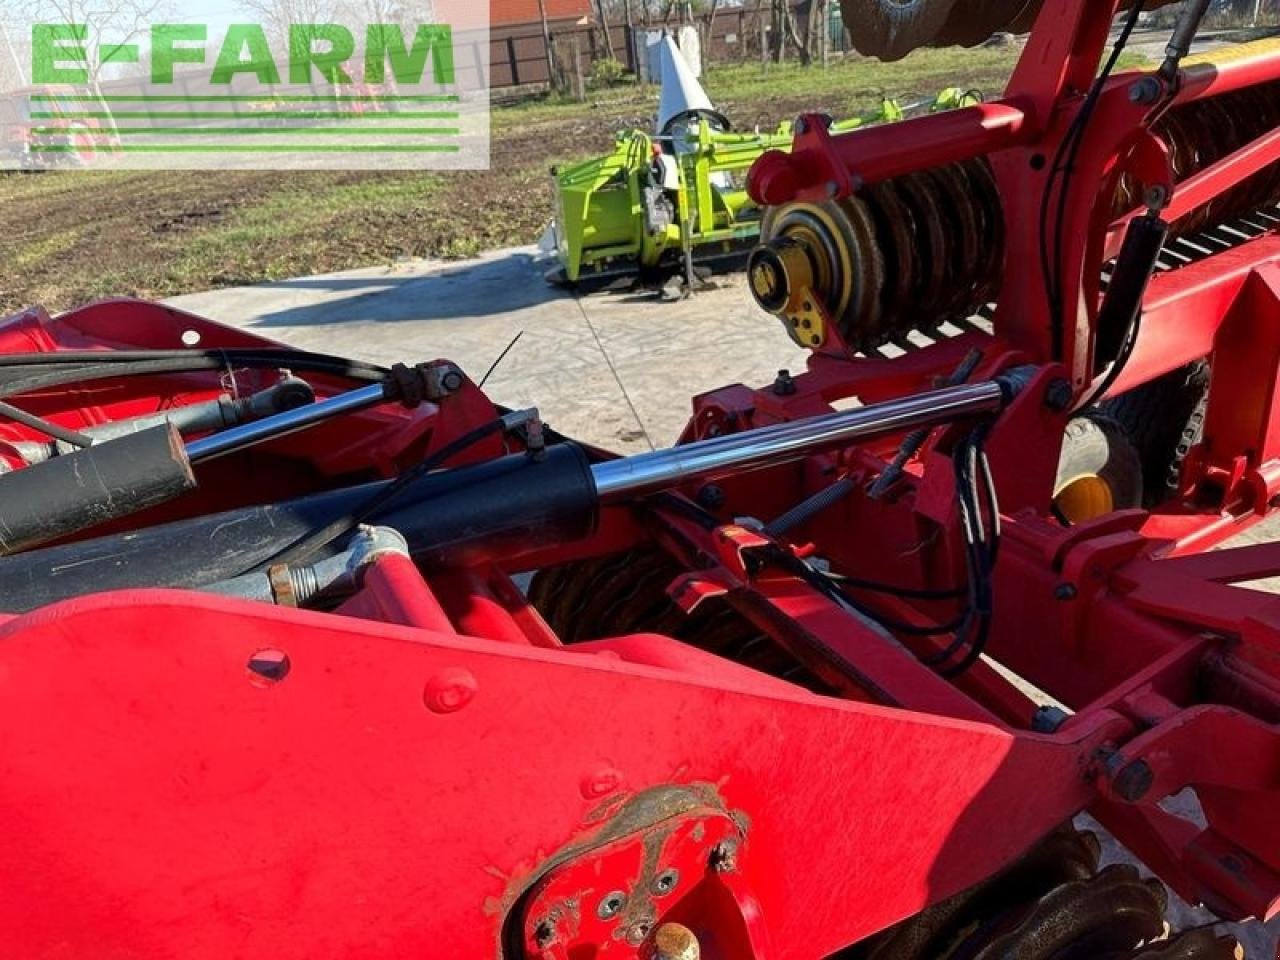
[699, 0, 722, 71]
[622, 0, 635, 73]
[818, 0, 829, 66]
[779, 0, 811, 64]
[595, 0, 617, 59]
[536, 0, 557, 90]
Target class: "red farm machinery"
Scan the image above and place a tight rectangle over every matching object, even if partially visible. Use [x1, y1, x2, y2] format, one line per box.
[3, 1, 1280, 957]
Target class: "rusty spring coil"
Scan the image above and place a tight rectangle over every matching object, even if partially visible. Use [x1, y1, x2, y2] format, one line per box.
[757, 157, 1005, 351]
[528, 549, 829, 691]
[1116, 79, 1280, 235]
[760, 78, 1280, 354]
[851, 826, 1242, 960]
[838, 0, 1178, 61]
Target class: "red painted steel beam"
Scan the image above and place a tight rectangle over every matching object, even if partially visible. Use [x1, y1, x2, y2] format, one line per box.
[0, 591, 1126, 959]
[1177, 38, 1280, 104]
[748, 103, 1031, 206]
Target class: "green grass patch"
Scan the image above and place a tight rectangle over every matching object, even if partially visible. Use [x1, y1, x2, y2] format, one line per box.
[161, 175, 444, 288]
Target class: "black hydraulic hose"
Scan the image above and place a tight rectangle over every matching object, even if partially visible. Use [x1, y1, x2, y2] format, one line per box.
[0, 350, 387, 403]
[1042, 1, 1145, 360]
[0, 347, 386, 376]
[926, 426, 999, 675]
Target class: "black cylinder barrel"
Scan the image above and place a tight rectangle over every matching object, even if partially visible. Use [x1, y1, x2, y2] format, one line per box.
[0, 424, 195, 557]
[0, 442, 596, 612]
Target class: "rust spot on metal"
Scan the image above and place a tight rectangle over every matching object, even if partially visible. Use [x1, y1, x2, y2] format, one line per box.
[494, 782, 746, 959]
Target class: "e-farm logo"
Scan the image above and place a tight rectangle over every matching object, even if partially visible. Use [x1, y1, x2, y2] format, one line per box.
[0, 1, 489, 170]
[31, 23, 457, 88]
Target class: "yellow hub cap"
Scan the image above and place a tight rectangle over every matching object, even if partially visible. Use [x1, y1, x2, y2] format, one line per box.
[1054, 474, 1115, 524]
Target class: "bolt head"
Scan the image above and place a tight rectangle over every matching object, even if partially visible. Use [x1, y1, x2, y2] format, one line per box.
[1111, 759, 1154, 802]
[696, 484, 727, 510]
[1128, 77, 1161, 105]
[1055, 583, 1078, 601]
[650, 867, 680, 896]
[597, 890, 627, 920]
[1045, 379, 1074, 412]
[423, 668, 478, 714]
[247, 649, 290, 685]
[1144, 184, 1171, 212]
[1032, 705, 1069, 733]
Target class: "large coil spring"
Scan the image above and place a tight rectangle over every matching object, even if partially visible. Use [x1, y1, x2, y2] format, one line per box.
[838, 0, 1178, 61]
[757, 157, 1004, 351]
[756, 79, 1280, 354]
[528, 548, 828, 690]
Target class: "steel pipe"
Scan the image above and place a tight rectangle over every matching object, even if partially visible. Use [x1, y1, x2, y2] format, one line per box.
[592, 380, 1007, 501]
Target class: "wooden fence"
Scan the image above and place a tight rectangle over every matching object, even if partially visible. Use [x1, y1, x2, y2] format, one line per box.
[487, 2, 829, 91]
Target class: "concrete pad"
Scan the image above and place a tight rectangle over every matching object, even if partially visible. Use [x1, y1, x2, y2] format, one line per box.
[167, 247, 586, 364]
[166, 246, 805, 452]
[579, 279, 810, 446]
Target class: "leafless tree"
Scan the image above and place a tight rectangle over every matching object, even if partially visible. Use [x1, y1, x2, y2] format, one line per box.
[771, 0, 809, 63]
[235, 0, 342, 49]
[594, 0, 616, 58]
[0, 0, 173, 87]
[0, 14, 28, 90]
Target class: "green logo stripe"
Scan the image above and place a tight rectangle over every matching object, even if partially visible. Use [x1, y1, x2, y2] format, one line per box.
[29, 94, 461, 103]
[28, 143, 462, 152]
[30, 126, 461, 136]
[31, 111, 459, 120]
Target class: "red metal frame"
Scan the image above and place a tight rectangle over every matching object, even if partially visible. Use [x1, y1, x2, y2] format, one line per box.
[2, 2, 1280, 958]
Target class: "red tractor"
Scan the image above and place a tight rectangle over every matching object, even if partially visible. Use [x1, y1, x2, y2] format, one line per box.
[1, 1, 1279, 957]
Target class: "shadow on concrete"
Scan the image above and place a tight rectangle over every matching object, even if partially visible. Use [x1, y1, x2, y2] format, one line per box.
[247, 252, 570, 329]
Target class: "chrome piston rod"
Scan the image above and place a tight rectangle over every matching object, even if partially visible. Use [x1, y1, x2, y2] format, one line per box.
[185, 383, 389, 464]
[591, 378, 1009, 502]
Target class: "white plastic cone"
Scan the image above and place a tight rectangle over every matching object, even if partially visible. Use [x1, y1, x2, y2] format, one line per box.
[655, 35, 728, 135]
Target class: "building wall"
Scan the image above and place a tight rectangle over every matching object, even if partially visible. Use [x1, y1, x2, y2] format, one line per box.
[492, 0, 594, 26]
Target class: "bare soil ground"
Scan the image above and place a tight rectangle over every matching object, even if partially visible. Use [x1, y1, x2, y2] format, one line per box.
[0, 47, 1023, 313]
